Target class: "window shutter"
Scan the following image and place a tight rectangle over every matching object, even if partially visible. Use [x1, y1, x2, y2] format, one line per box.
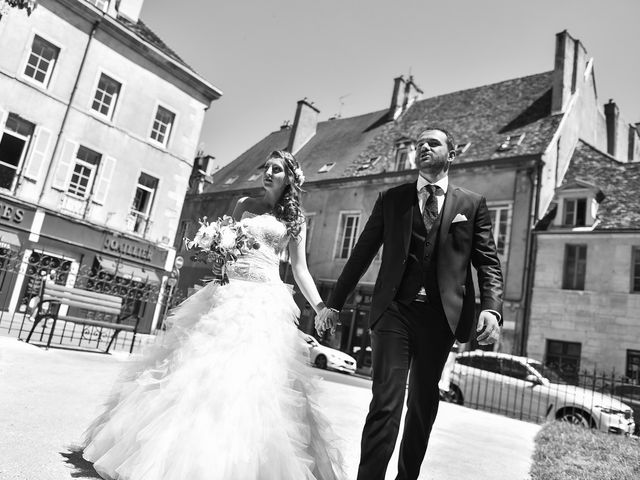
[0, 106, 7, 129]
[23, 127, 52, 181]
[51, 139, 77, 190]
[92, 155, 116, 205]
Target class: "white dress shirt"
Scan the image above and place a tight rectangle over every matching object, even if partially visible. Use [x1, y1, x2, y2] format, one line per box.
[416, 174, 448, 215]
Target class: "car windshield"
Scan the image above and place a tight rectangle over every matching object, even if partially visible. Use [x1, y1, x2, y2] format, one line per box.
[526, 360, 569, 384]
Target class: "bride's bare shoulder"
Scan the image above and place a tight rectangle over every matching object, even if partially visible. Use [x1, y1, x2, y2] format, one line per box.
[232, 196, 261, 220]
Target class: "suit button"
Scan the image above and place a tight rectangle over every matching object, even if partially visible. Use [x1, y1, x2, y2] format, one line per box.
[402, 259, 406, 264]
[426, 242, 431, 246]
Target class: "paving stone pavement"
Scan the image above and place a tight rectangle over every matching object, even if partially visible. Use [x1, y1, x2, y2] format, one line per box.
[0, 335, 539, 480]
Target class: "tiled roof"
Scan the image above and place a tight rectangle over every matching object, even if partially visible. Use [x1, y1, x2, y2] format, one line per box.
[206, 71, 560, 193]
[560, 141, 640, 229]
[117, 16, 193, 71]
[356, 71, 559, 169]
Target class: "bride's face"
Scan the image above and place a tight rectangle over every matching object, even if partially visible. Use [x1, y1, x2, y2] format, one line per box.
[262, 157, 288, 194]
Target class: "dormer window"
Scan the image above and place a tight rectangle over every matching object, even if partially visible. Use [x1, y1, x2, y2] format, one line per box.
[224, 175, 238, 185]
[497, 133, 525, 151]
[318, 162, 335, 173]
[394, 141, 415, 171]
[247, 172, 261, 181]
[563, 198, 587, 227]
[455, 143, 471, 156]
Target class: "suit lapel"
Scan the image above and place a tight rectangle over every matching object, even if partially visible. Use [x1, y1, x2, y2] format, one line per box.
[438, 184, 459, 248]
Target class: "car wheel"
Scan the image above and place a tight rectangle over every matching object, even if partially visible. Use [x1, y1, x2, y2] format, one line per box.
[315, 355, 328, 369]
[558, 408, 591, 428]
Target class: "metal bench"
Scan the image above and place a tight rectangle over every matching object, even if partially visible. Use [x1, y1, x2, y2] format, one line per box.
[25, 281, 140, 353]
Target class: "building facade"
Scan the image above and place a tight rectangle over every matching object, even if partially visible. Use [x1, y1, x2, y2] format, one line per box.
[527, 141, 640, 378]
[176, 31, 638, 364]
[0, 0, 221, 333]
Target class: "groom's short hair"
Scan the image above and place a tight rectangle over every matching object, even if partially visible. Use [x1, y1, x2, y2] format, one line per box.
[420, 127, 456, 153]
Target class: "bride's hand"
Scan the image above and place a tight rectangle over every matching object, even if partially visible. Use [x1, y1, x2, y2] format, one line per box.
[315, 308, 328, 336]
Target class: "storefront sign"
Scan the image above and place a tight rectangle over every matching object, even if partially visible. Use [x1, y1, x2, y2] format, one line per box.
[0, 202, 26, 224]
[103, 236, 154, 262]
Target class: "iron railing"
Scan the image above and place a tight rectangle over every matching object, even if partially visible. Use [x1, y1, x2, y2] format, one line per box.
[0, 248, 184, 352]
[442, 351, 638, 436]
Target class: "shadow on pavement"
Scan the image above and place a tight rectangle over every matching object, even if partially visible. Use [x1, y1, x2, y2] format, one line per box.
[61, 447, 102, 479]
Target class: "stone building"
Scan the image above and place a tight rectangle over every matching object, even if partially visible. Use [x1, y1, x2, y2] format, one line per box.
[527, 140, 640, 378]
[176, 30, 638, 360]
[0, 0, 221, 333]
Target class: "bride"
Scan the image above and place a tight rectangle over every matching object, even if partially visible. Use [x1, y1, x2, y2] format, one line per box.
[82, 150, 346, 480]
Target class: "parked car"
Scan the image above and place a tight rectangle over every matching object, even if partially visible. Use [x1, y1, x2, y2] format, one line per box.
[301, 334, 357, 375]
[447, 351, 635, 435]
[603, 384, 640, 436]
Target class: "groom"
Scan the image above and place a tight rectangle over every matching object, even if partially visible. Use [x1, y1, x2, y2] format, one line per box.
[318, 127, 503, 480]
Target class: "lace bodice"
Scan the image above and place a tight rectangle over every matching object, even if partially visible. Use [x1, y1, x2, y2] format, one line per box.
[226, 213, 289, 283]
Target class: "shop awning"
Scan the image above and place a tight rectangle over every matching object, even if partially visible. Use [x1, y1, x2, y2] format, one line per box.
[0, 228, 21, 250]
[96, 256, 161, 284]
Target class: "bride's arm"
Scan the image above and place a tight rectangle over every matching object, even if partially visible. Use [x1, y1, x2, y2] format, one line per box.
[231, 196, 249, 221]
[288, 224, 326, 315]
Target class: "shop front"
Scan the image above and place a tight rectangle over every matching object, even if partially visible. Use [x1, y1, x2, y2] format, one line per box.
[15, 212, 169, 334]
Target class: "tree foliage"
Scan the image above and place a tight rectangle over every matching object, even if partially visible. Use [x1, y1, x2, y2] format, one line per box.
[1, 0, 38, 16]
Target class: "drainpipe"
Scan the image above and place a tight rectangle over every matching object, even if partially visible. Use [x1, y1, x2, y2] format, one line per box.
[38, 20, 101, 204]
[519, 159, 543, 356]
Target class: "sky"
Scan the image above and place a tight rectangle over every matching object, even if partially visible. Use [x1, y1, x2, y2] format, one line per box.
[141, 0, 640, 169]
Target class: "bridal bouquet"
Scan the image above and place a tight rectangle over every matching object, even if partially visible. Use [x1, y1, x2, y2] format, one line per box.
[185, 215, 260, 285]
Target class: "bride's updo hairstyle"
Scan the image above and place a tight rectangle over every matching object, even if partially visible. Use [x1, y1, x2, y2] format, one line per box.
[268, 150, 306, 238]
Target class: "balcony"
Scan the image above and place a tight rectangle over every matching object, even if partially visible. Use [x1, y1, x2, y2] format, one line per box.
[126, 210, 150, 236]
[59, 194, 89, 218]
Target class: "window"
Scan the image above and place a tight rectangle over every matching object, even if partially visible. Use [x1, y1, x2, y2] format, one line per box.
[247, 172, 261, 182]
[497, 133, 526, 151]
[488, 204, 511, 257]
[91, 73, 121, 119]
[318, 162, 335, 173]
[24, 35, 59, 86]
[67, 146, 101, 198]
[150, 106, 175, 146]
[500, 359, 530, 381]
[128, 173, 158, 235]
[86, 0, 110, 10]
[563, 198, 587, 226]
[545, 339, 581, 379]
[633, 247, 640, 293]
[457, 354, 501, 374]
[455, 143, 471, 156]
[626, 349, 640, 382]
[0, 114, 35, 191]
[335, 212, 360, 259]
[224, 175, 238, 185]
[394, 145, 413, 171]
[562, 244, 587, 290]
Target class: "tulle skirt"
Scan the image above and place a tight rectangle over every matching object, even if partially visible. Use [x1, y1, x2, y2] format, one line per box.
[82, 278, 346, 480]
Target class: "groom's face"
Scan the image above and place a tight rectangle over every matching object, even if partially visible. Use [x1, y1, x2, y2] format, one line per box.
[415, 130, 454, 177]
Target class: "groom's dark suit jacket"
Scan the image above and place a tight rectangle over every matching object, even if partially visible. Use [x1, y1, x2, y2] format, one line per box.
[327, 181, 503, 343]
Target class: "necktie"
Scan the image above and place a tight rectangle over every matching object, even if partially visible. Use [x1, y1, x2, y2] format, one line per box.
[420, 184, 440, 233]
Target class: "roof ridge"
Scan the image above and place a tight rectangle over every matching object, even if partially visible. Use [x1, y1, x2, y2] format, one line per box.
[576, 139, 631, 166]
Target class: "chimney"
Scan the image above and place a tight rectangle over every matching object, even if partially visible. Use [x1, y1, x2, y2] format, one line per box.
[551, 30, 589, 114]
[116, 0, 145, 24]
[388, 76, 405, 120]
[604, 99, 619, 156]
[287, 99, 319, 155]
[629, 123, 640, 162]
[402, 75, 424, 112]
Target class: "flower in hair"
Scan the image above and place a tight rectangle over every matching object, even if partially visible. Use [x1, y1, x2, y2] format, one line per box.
[293, 167, 305, 186]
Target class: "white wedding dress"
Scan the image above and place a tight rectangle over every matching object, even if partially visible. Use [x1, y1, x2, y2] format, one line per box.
[82, 213, 346, 480]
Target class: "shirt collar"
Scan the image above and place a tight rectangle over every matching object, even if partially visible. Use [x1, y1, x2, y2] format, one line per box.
[417, 174, 448, 194]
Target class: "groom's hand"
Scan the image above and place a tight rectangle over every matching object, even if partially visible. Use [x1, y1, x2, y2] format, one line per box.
[476, 311, 500, 345]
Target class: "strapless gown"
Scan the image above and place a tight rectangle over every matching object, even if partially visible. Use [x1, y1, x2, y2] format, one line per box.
[82, 213, 346, 480]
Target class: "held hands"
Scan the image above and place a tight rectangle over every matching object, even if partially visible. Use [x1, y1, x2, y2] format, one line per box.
[315, 307, 340, 336]
[476, 311, 501, 345]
